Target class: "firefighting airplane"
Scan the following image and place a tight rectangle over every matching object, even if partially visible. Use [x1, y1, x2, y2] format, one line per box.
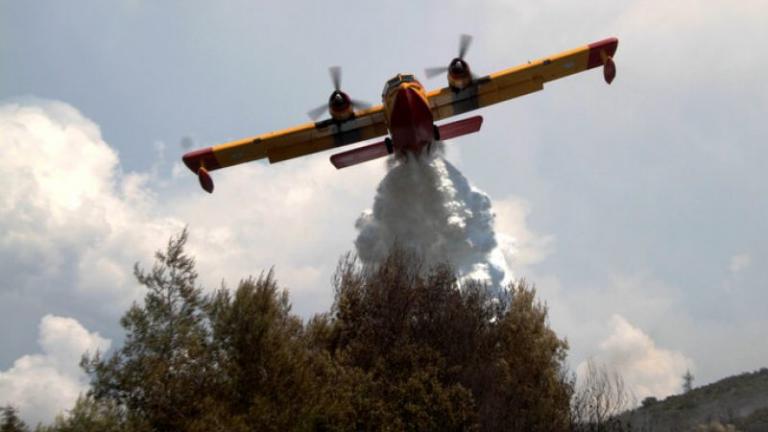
[183, 36, 619, 193]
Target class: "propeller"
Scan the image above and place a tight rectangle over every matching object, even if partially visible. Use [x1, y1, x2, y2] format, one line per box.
[330, 65, 342, 91]
[458, 33, 472, 59]
[307, 66, 372, 120]
[425, 34, 473, 79]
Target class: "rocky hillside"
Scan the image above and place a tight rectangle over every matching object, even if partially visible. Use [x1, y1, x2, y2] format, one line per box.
[622, 368, 768, 431]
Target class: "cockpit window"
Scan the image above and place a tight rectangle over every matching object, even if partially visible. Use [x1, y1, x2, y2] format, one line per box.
[382, 76, 400, 97]
[382, 74, 418, 97]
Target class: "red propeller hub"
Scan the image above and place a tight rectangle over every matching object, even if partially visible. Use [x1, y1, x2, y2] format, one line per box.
[329, 91, 351, 112]
[449, 58, 470, 78]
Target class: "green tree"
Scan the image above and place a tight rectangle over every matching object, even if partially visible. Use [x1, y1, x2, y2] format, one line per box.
[641, 396, 658, 408]
[326, 251, 480, 430]
[0, 406, 28, 432]
[201, 272, 324, 430]
[486, 283, 573, 431]
[36, 396, 147, 432]
[683, 369, 695, 393]
[82, 229, 212, 432]
[325, 249, 573, 431]
[75, 234, 576, 432]
[690, 421, 738, 432]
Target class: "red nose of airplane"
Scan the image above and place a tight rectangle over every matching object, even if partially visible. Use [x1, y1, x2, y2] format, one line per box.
[389, 87, 434, 153]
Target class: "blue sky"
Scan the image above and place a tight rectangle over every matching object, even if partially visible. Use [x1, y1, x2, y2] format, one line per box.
[2, 0, 767, 424]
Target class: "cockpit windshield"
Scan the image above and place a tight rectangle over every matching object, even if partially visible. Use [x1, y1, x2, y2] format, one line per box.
[381, 74, 417, 97]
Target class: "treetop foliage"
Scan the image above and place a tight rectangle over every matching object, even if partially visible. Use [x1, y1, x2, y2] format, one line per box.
[1, 406, 29, 432]
[23, 230, 580, 431]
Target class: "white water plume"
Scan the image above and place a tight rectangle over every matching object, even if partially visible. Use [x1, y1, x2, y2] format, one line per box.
[355, 148, 513, 291]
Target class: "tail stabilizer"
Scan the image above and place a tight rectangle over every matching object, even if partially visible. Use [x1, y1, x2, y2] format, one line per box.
[435, 115, 483, 140]
[330, 139, 392, 169]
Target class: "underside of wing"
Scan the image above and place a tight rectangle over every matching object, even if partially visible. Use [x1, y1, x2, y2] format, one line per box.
[183, 106, 388, 173]
[428, 38, 619, 121]
[182, 105, 388, 192]
[265, 107, 388, 163]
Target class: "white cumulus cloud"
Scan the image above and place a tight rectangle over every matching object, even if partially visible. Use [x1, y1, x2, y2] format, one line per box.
[0, 315, 110, 426]
[578, 314, 693, 402]
[729, 253, 751, 274]
[0, 98, 384, 424]
[492, 197, 554, 274]
[0, 100, 183, 312]
[0, 98, 386, 324]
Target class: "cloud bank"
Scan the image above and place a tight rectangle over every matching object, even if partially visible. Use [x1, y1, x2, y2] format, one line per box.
[0, 315, 110, 426]
[578, 314, 693, 402]
[0, 100, 183, 313]
[0, 98, 389, 326]
[0, 99, 382, 423]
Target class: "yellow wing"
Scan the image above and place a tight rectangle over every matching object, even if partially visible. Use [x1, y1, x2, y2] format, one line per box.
[183, 105, 388, 176]
[428, 38, 618, 121]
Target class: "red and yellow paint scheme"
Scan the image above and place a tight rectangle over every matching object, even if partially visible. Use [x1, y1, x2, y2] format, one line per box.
[183, 37, 619, 193]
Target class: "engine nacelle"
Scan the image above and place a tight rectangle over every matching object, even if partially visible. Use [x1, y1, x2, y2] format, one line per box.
[328, 90, 354, 121]
[447, 57, 472, 91]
